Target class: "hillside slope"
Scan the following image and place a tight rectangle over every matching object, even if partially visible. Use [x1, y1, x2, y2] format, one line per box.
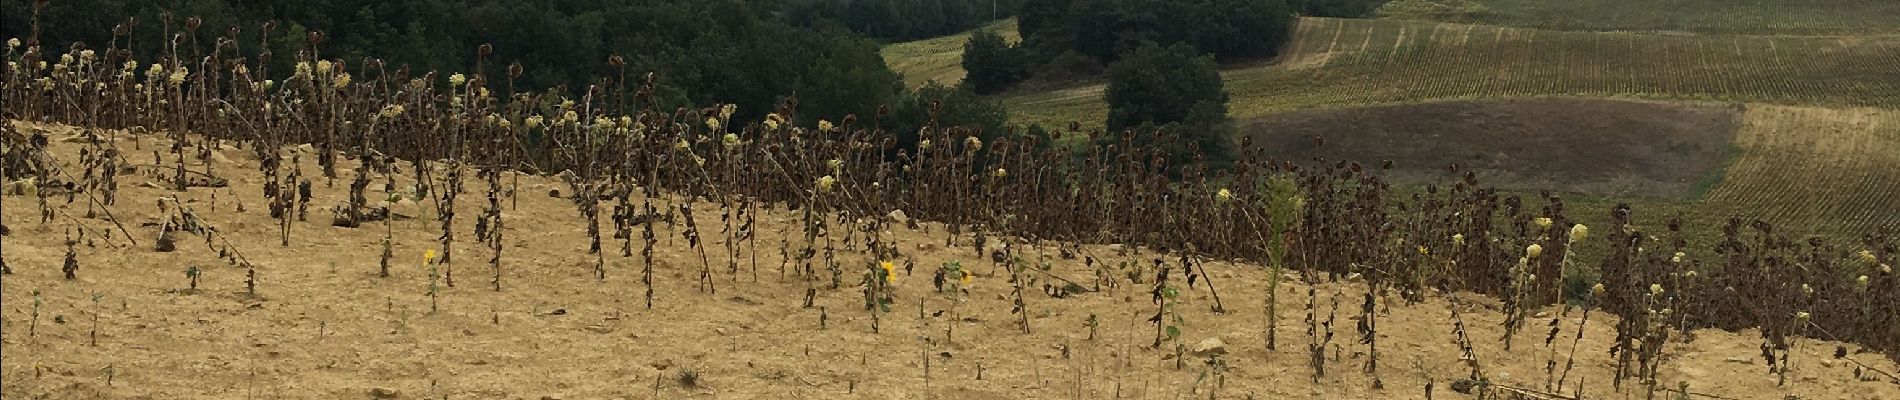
[1234, 99, 1900, 241]
[880, 18, 1020, 89]
[1703, 105, 1900, 234]
[1376, 0, 1900, 35]
[3, 122, 1896, 399]
[998, 17, 1900, 130]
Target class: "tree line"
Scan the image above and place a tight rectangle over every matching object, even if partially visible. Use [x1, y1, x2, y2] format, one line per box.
[781, 0, 1023, 41]
[1, 0, 1013, 141]
[3, 0, 1375, 174]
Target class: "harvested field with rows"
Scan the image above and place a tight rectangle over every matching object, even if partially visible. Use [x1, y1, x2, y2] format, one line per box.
[1001, 17, 1900, 130]
[1376, 0, 1900, 35]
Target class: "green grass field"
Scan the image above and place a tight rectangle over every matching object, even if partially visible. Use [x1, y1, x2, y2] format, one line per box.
[999, 17, 1900, 130]
[1376, 0, 1900, 36]
[879, 18, 1019, 89]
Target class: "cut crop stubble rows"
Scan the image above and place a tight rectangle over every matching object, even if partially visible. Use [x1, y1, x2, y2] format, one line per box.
[1002, 17, 1900, 130]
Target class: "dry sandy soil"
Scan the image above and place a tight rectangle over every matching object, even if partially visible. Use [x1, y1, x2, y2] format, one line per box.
[1241, 98, 1742, 199]
[2, 122, 1895, 399]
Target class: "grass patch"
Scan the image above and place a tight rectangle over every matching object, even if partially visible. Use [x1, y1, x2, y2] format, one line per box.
[1686, 139, 1744, 199]
[879, 18, 1019, 89]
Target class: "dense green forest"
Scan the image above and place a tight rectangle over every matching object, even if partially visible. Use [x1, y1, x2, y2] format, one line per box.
[971, 0, 1296, 91]
[1016, 0, 1296, 64]
[0, 0, 1007, 136]
[1289, 0, 1387, 18]
[782, 0, 1022, 41]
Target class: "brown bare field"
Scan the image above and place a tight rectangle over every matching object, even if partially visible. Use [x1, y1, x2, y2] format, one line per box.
[1239, 98, 1741, 199]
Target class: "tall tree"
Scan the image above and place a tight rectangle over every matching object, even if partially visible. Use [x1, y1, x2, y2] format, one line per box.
[1102, 42, 1234, 170]
[961, 29, 1029, 94]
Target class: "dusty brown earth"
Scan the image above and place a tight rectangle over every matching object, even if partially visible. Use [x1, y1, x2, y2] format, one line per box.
[3, 122, 1895, 399]
[1241, 98, 1742, 199]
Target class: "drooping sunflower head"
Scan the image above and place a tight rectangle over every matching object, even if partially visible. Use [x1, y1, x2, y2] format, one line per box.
[816, 175, 837, 194]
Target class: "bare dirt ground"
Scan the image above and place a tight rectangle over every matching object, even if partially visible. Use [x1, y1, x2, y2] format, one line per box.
[2, 122, 1895, 399]
[1240, 98, 1742, 199]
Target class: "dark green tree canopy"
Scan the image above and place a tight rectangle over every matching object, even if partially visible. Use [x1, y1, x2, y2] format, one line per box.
[1291, 0, 1388, 18]
[1105, 42, 1229, 132]
[961, 29, 1031, 94]
[885, 82, 1013, 151]
[1102, 42, 1235, 171]
[1018, 0, 1295, 65]
[782, 0, 1022, 41]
